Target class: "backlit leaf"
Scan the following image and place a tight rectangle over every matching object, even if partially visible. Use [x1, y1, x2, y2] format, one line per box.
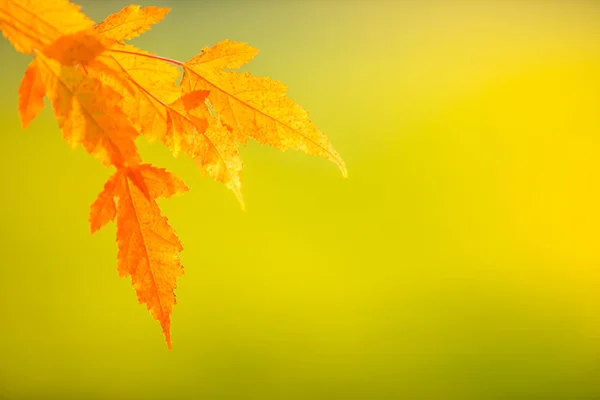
[90, 165, 188, 348]
[182, 40, 347, 177]
[18, 59, 45, 127]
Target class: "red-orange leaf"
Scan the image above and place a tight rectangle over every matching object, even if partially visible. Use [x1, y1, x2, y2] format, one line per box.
[90, 164, 188, 349]
[18, 59, 45, 128]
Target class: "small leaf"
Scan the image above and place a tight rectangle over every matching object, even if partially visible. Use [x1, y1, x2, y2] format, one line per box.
[43, 29, 111, 66]
[18, 59, 45, 128]
[89, 171, 119, 233]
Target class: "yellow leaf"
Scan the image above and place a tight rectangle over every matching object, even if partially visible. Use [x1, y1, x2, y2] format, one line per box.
[182, 40, 347, 177]
[94, 4, 170, 42]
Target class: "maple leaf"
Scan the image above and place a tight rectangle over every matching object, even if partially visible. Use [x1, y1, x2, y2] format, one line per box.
[89, 164, 188, 349]
[181, 40, 348, 177]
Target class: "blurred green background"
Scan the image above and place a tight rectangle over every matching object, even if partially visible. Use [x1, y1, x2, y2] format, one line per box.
[1, 0, 600, 398]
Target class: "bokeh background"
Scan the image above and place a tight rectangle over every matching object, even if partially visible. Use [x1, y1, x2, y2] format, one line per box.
[1, 0, 600, 398]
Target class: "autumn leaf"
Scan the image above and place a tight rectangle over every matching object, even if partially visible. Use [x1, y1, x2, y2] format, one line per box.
[1, 0, 346, 349]
[18, 59, 45, 127]
[181, 40, 348, 177]
[90, 164, 188, 349]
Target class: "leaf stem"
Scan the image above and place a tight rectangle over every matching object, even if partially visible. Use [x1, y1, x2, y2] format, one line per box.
[109, 49, 185, 68]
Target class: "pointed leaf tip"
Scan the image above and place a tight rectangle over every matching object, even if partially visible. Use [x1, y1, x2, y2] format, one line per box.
[340, 165, 348, 179]
[89, 171, 120, 234]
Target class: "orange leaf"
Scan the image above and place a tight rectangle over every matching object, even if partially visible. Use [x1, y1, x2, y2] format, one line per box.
[90, 164, 188, 349]
[182, 40, 347, 177]
[94, 4, 170, 42]
[18, 59, 45, 128]
[0, 0, 94, 54]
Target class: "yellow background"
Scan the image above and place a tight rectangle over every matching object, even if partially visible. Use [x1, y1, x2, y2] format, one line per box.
[1, 0, 600, 398]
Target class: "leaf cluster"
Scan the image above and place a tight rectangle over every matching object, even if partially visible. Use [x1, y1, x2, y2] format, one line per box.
[0, 0, 346, 348]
